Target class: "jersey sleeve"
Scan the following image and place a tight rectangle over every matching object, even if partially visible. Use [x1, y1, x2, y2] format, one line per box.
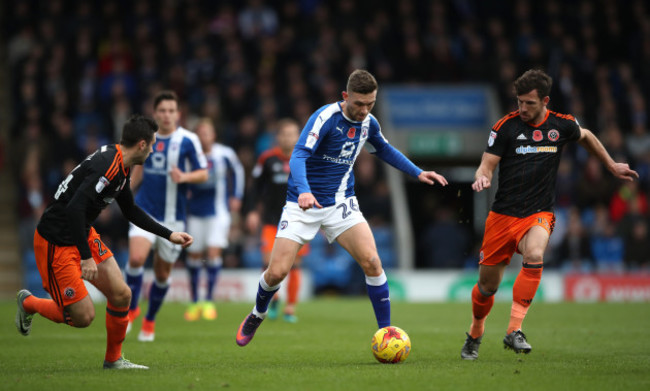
[225, 147, 245, 199]
[78, 151, 120, 200]
[485, 119, 512, 157]
[183, 135, 208, 171]
[564, 116, 581, 142]
[291, 112, 333, 194]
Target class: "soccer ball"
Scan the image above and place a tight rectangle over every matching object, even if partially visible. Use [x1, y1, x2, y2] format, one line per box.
[371, 326, 411, 363]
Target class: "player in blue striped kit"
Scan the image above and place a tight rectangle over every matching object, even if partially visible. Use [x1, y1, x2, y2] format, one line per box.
[184, 118, 244, 321]
[236, 70, 448, 346]
[125, 91, 208, 341]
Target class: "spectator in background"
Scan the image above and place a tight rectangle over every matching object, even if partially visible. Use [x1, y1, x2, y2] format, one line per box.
[418, 207, 470, 268]
[591, 204, 625, 273]
[557, 207, 595, 272]
[622, 217, 650, 271]
[575, 156, 618, 211]
[609, 180, 648, 223]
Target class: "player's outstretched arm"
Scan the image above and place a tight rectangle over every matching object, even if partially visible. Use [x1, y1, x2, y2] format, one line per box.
[472, 152, 500, 192]
[609, 162, 639, 181]
[169, 232, 193, 248]
[578, 127, 639, 182]
[418, 171, 448, 186]
[170, 166, 209, 184]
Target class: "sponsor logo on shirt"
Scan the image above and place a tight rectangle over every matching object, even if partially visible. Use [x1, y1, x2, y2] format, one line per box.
[515, 145, 558, 155]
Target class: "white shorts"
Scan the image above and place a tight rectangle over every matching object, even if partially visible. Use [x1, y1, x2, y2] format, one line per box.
[186, 214, 231, 252]
[276, 196, 366, 244]
[128, 219, 185, 263]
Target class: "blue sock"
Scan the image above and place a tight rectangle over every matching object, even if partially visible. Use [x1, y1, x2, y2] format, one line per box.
[146, 279, 169, 321]
[366, 272, 391, 328]
[205, 261, 221, 302]
[125, 265, 144, 311]
[186, 262, 201, 303]
[254, 273, 280, 315]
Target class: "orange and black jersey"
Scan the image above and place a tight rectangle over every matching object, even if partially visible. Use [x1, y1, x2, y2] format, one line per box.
[37, 144, 172, 259]
[247, 147, 292, 225]
[485, 110, 581, 218]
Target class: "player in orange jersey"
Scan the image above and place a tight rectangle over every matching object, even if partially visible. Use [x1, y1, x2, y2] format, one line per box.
[15, 115, 193, 369]
[246, 118, 307, 322]
[460, 69, 638, 360]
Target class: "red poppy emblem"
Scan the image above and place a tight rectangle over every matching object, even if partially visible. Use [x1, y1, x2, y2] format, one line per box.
[156, 142, 165, 151]
[532, 130, 543, 142]
[347, 127, 356, 139]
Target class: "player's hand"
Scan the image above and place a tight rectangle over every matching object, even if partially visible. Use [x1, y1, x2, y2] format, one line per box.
[472, 175, 491, 192]
[80, 258, 98, 281]
[170, 232, 193, 248]
[170, 166, 185, 183]
[418, 171, 448, 186]
[610, 162, 639, 182]
[297, 192, 323, 211]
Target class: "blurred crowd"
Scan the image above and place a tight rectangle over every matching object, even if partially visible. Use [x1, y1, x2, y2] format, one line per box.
[4, 0, 650, 275]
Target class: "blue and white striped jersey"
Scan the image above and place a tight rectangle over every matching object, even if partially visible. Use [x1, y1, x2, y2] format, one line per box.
[287, 102, 421, 207]
[188, 143, 245, 218]
[135, 127, 207, 222]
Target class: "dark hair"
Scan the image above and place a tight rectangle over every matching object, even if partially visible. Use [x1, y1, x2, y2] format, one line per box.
[514, 69, 553, 99]
[153, 90, 179, 109]
[346, 69, 378, 94]
[120, 114, 158, 147]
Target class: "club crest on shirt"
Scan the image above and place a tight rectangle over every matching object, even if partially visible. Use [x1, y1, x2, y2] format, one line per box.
[488, 131, 497, 147]
[532, 130, 543, 141]
[347, 127, 356, 139]
[95, 176, 110, 193]
[361, 126, 368, 138]
[547, 129, 559, 142]
[64, 287, 76, 298]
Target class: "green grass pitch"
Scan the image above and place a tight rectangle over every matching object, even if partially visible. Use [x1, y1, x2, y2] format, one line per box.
[1, 298, 648, 391]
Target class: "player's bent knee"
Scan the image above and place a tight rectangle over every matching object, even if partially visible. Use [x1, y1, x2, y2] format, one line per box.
[477, 279, 499, 295]
[109, 285, 132, 308]
[128, 255, 148, 267]
[359, 254, 382, 276]
[265, 267, 289, 285]
[70, 311, 95, 328]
